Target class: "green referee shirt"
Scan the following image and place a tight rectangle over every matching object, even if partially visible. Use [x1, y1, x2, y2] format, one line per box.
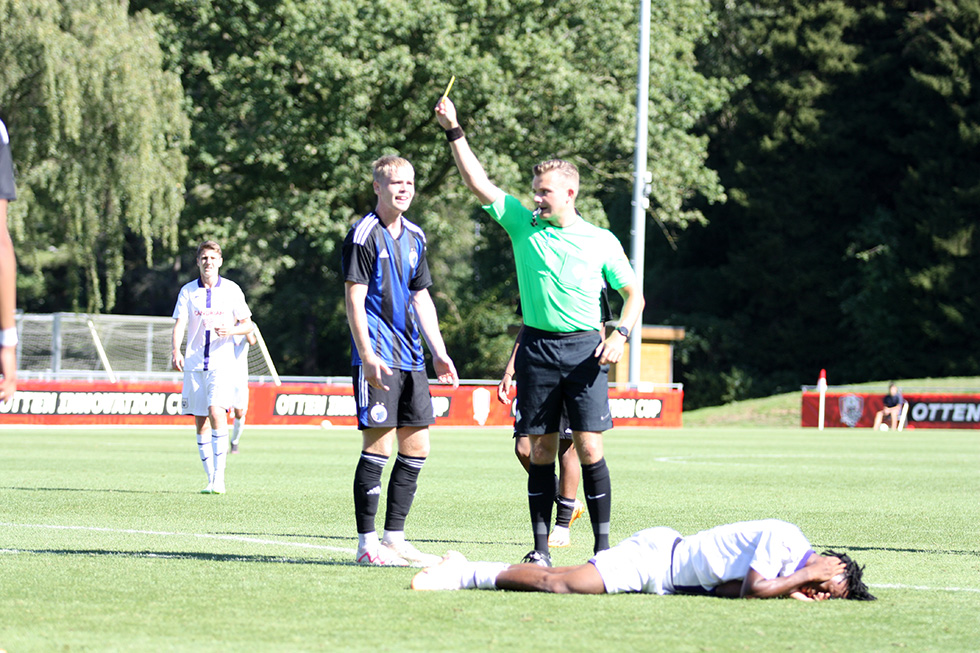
[484, 193, 636, 333]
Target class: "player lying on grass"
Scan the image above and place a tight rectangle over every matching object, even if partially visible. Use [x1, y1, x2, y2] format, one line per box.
[412, 519, 876, 601]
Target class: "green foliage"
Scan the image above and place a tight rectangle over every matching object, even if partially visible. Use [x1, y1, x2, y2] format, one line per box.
[0, 0, 189, 312]
[663, 1, 980, 407]
[129, 0, 730, 377]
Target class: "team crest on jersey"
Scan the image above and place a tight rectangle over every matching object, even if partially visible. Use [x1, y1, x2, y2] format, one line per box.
[370, 403, 388, 423]
[409, 247, 418, 268]
[838, 394, 864, 427]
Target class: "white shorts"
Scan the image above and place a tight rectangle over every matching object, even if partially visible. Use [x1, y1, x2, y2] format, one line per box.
[589, 527, 681, 595]
[229, 378, 249, 411]
[182, 369, 235, 416]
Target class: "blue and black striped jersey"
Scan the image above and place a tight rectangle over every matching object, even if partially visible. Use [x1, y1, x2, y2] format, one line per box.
[342, 213, 432, 371]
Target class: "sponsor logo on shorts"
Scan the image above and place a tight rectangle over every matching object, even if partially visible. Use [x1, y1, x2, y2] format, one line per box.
[370, 403, 388, 423]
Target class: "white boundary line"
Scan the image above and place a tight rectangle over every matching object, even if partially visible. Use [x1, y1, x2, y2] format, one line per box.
[3, 523, 979, 594]
[0, 522, 356, 555]
[870, 583, 980, 594]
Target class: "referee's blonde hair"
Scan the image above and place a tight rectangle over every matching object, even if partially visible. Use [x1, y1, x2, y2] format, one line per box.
[533, 159, 579, 192]
[373, 155, 414, 183]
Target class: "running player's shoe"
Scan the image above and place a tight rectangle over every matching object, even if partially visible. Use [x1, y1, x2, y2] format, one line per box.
[200, 482, 214, 494]
[211, 480, 226, 494]
[230, 443, 239, 454]
[410, 550, 469, 591]
[548, 525, 571, 548]
[569, 499, 585, 526]
[356, 544, 410, 566]
[381, 539, 442, 568]
[520, 549, 552, 568]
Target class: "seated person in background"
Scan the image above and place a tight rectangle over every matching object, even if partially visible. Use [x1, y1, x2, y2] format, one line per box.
[873, 383, 904, 430]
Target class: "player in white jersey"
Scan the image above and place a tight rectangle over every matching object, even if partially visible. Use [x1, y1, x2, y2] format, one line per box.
[171, 240, 253, 494]
[229, 328, 258, 453]
[412, 519, 875, 601]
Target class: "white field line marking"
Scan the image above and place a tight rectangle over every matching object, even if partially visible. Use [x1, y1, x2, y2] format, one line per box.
[870, 583, 980, 594]
[0, 522, 355, 555]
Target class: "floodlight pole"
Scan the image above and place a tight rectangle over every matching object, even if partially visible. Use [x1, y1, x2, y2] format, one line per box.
[628, 0, 651, 387]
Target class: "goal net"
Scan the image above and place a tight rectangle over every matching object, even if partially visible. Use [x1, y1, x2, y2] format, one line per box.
[13, 312, 280, 384]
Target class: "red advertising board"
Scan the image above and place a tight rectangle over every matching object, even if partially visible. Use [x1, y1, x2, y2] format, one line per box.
[801, 391, 980, 429]
[0, 380, 683, 428]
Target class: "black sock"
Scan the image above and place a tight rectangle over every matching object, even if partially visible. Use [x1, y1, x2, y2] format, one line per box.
[353, 452, 387, 534]
[554, 494, 576, 528]
[582, 458, 611, 553]
[528, 462, 555, 553]
[383, 454, 425, 532]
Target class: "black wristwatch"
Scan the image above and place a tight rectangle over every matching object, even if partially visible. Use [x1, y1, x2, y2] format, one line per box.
[616, 326, 630, 338]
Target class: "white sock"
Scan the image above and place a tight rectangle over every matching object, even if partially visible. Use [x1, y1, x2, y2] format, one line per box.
[197, 431, 214, 481]
[382, 530, 405, 546]
[212, 430, 229, 482]
[231, 417, 244, 444]
[472, 562, 510, 590]
[358, 532, 380, 550]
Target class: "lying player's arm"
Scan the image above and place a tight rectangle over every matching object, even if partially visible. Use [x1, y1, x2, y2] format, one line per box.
[412, 288, 458, 388]
[434, 97, 501, 206]
[740, 556, 845, 599]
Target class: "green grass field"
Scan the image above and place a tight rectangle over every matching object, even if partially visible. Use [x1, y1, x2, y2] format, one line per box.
[2, 424, 978, 651]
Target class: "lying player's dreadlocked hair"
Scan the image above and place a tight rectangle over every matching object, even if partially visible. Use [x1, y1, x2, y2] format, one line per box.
[823, 550, 876, 601]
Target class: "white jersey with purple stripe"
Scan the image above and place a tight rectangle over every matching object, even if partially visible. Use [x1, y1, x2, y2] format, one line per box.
[670, 519, 814, 594]
[172, 276, 251, 372]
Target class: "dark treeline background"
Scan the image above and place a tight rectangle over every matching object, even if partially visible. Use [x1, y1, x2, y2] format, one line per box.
[2, 0, 978, 408]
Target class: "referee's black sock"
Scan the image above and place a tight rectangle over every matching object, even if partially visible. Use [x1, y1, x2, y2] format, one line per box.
[384, 454, 425, 532]
[582, 458, 611, 553]
[353, 451, 387, 534]
[528, 462, 555, 553]
[554, 494, 576, 528]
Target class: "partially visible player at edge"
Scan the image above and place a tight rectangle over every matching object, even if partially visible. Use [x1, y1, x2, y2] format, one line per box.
[0, 117, 18, 403]
[171, 240, 254, 494]
[435, 96, 644, 565]
[412, 518, 877, 602]
[229, 328, 258, 453]
[342, 155, 459, 567]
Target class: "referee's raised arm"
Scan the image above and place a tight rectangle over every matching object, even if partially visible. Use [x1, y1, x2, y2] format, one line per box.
[434, 97, 501, 205]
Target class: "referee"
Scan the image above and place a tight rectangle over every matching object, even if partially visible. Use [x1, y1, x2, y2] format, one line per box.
[435, 97, 645, 564]
[0, 116, 17, 402]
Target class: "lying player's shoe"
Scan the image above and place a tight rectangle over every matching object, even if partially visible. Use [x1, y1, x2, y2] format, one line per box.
[520, 549, 552, 568]
[548, 525, 571, 548]
[356, 544, 410, 566]
[381, 539, 442, 568]
[410, 550, 469, 591]
[569, 499, 585, 526]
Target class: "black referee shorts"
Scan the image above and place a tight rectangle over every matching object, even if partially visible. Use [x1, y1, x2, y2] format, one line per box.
[515, 327, 612, 435]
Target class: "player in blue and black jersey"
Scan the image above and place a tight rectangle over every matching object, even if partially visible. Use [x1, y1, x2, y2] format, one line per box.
[342, 155, 458, 567]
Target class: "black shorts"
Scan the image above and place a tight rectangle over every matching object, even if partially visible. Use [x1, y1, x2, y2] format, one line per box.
[513, 405, 572, 440]
[352, 367, 435, 431]
[515, 327, 612, 435]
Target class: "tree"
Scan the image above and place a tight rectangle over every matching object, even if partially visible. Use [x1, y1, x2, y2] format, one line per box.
[0, 0, 189, 313]
[130, 0, 731, 377]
